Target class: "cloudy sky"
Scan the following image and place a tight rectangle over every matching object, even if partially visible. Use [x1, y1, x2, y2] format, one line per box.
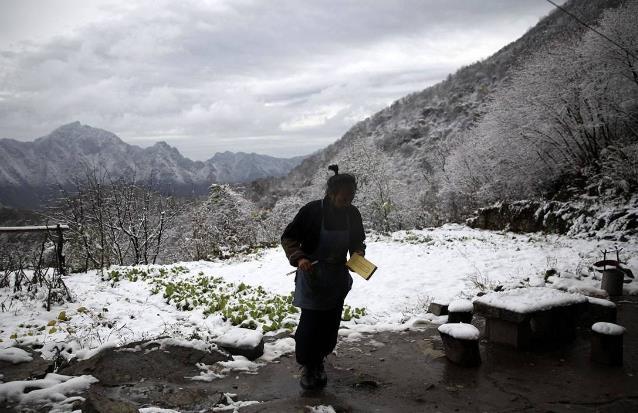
[0, 0, 558, 159]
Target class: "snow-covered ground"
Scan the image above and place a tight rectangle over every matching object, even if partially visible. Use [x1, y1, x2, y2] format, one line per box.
[1, 224, 637, 410]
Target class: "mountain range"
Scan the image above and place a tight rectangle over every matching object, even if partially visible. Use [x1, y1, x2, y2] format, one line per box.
[0, 122, 305, 208]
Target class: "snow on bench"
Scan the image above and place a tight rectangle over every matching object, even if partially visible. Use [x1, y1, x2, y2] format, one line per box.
[474, 287, 587, 317]
[592, 322, 625, 336]
[448, 299, 474, 323]
[587, 297, 616, 308]
[449, 299, 473, 313]
[473, 287, 588, 349]
[438, 323, 479, 341]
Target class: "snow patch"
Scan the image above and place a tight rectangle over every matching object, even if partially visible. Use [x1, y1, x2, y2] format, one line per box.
[215, 328, 263, 348]
[152, 337, 215, 353]
[212, 392, 260, 412]
[438, 323, 480, 340]
[592, 322, 625, 336]
[187, 363, 224, 382]
[218, 355, 263, 374]
[260, 337, 295, 362]
[0, 347, 32, 364]
[307, 405, 337, 413]
[0, 373, 98, 408]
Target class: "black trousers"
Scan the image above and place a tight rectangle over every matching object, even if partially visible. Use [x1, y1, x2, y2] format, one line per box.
[295, 306, 343, 366]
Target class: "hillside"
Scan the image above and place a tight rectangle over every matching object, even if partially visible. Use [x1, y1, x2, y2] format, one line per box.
[265, 0, 628, 228]
[0, 122, 305, 208]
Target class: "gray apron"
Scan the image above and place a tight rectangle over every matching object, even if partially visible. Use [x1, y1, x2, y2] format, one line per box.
[293, 201, 353, 310]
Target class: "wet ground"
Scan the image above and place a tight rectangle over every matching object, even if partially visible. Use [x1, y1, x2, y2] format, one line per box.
[231, 296, 638, 412]
[2, 296, 637, 412]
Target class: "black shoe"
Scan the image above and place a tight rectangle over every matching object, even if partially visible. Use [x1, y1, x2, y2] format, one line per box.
[315, 362, 327, 387]
[299, 365, 318, 390]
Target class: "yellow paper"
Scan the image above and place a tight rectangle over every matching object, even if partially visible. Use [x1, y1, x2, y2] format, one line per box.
[346, 254, 378, 280]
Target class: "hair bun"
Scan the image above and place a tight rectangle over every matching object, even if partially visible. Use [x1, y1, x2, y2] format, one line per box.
[328, 164, 339, 175]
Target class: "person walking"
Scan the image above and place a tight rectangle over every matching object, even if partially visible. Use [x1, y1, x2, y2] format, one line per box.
[281, 164, 366, 390]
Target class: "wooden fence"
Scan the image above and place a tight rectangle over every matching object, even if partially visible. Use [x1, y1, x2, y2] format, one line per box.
[0, 224, 70, 275]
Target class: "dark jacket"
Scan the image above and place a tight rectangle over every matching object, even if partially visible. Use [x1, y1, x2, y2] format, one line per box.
[281, 197, 366, 266]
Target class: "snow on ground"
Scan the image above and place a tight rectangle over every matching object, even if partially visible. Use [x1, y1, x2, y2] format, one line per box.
[188, 224, 638, 317]
[0, 347, 32, 364]
[1, 224, 637, 364]
[0, 373, 98, 409]
[306, 406, 337, 413]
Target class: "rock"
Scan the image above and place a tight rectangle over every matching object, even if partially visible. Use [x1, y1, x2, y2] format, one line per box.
[466, 200, 546, 233]
[60, 338, 231, 385]
[0, 348, 52, 382]
[84, 386, 138, 413]
[215, 328, 265, 360]
[428, 302, 449, 316]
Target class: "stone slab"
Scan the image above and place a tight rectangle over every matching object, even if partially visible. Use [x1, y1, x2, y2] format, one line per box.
[428, 302, 449, 316]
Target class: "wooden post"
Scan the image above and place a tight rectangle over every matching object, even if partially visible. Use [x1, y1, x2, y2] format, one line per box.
[56, 224, 66, 276]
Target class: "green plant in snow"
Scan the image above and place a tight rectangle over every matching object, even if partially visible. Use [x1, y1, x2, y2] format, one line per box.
[342, 305, 366, 321]
[103, 265, 351, 333]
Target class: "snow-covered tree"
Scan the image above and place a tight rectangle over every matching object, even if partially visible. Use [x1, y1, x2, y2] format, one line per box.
[447, 2, 638, 205]
[259, 194, 306, 243]
[188, 184, 257, 259]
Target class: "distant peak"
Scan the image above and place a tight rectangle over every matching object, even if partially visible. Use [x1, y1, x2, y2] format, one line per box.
[39, 122, 125, 145]
[52, 121, 84, 132]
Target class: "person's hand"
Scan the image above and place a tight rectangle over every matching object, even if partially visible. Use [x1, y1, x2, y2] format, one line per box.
[297, 258, 313, 272]
[352, 250, 365, 257]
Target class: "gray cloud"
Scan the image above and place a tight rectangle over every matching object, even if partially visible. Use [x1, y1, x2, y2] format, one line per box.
[0, 0, 556, 159]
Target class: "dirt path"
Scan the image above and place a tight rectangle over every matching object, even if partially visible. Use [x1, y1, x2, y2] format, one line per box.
[2, 296, 637, 413]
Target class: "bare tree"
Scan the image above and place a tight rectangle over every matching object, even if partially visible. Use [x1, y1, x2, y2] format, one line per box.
[48, 165, 181, 270]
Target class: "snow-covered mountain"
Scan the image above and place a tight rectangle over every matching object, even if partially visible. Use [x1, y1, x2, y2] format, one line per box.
[0, 122, 305, 208]
[265, 0, 626, 221]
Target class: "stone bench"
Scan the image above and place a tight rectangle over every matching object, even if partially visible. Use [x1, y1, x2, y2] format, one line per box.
[585, 297, 617, 324]
[591, 322, 625, 366]
[448, 299, 473, 324]
[438, 323, 481, 367]
[428, 301, 449, 316]
[473, 287, 587, 349]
